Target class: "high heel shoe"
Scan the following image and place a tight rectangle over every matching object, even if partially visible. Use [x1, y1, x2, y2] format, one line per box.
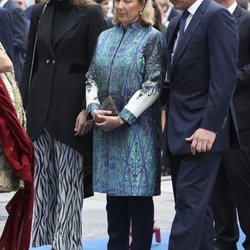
[153, 220, 161, 243]
[128, 219, 161, 248]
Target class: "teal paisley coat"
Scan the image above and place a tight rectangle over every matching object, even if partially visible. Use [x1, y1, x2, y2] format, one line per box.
[86, 23, 166, 196]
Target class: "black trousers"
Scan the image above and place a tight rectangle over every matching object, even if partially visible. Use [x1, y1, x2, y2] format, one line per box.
[168, 152, 221, 250]
[106, 196, 154, 250]
[212, 148, 250, 250]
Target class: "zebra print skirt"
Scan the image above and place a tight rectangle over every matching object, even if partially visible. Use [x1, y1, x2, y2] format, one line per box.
[32, 130, 84, 250]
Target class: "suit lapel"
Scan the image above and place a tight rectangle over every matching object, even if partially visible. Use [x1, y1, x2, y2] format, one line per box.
[167, 17, 180, 77]
[168, 18, 181, 51]
[39, 5, 54, 57]
[3, 0, 10, 9]
[53, 8, 82, 47]
[171, 0, 211, 69]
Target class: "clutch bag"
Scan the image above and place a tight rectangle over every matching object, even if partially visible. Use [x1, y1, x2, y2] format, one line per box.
[100, 96, 118, 116]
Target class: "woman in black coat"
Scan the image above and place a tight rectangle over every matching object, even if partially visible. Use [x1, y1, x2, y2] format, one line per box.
[20, 0, 105, 249]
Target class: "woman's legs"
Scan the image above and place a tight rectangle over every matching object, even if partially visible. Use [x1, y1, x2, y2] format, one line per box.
[32, 130, 84, 250]
[52, 137, 84, 250]
[129, 197, 154, 250]
[106, 196, 130, 250]
[106, 196, 154, 250]
[32, 131, 56, 246]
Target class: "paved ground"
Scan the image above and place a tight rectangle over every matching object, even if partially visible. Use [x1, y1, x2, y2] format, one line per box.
[0, 176, 175, 241]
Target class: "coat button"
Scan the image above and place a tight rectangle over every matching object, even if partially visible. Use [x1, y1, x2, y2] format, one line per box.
[46, 59, 50, 64]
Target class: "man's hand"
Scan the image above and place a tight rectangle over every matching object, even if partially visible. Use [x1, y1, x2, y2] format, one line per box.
[185, 128, 216, 155]
[74, 110, 93, 136]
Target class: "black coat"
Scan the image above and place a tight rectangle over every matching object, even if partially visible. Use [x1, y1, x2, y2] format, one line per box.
[21, 3, 105, 164]
[233, 5, 250, 143]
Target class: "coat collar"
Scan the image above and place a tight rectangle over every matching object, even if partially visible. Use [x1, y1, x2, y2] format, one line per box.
[39, 4, 82, 57]
[170, 0, 211, 69]
[39, 4, 54, 57]
[53, 7, 82, 46]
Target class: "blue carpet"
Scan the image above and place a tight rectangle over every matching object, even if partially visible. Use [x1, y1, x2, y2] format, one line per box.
[31, 231, 244, 250]
[30, 232, 168, 250]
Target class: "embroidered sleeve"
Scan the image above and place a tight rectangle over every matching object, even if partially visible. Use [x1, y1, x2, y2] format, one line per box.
[122, 32, 166, 123]
[119, 108, 136, 125]
[85, 52, 100, 115]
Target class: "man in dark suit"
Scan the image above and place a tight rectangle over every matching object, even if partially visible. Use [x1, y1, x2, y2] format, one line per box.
[212, 1, 250, 250]
[1, 0, 28, 84]
[165, 0, 239, 248]
[0, 7, 14, 62]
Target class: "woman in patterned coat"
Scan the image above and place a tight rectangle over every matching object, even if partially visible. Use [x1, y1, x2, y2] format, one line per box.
[85, 0, 166, 248]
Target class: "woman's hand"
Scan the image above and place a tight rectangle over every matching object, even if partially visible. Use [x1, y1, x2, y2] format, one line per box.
[74, 110, 93, 136]
[0, 50, 13, 73]
[91, 110, 112, 123]
[91, 110, 125, 131]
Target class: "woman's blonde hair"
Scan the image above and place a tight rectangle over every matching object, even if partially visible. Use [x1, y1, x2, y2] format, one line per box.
[113, 0, 155, 27]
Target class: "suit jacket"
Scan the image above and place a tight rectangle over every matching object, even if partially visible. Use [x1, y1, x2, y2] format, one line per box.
[3, 0, 28, 84]
[168, 7, 181, 21]
[166, 0, 239, 155]
[232, 5, 250, 141]
[25, 3, 34, 20]
[105, 16, 114, 29]
[0, 7, 14, 62]
[20, 3, 105, 162]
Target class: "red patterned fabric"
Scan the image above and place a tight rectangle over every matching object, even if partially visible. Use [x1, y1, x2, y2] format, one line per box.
[0, 77, 34, 250]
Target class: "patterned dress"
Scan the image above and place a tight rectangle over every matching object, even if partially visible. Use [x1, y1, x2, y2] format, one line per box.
[86, 23, 166, 196]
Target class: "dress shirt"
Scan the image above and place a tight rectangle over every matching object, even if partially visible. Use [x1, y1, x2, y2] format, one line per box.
[0, 0, 9, 7]
[227, 1, 237, 14]
[172, 0, 204, 60]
